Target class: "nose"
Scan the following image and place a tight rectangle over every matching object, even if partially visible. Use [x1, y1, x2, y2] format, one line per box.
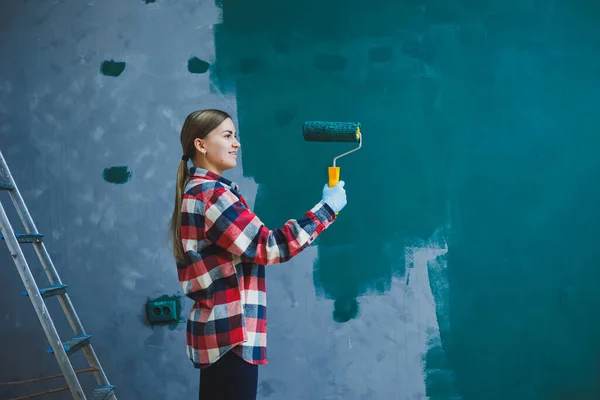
[233, 138, 240, 148]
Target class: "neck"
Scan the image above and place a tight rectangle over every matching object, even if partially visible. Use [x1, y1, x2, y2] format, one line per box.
[194, 160, 223, 176]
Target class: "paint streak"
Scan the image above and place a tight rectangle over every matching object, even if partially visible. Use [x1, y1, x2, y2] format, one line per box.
[187, 56, 210, 74]
[102, 166, 131, 184]
[143, 0, 156, 3]
[333, 296, 359, 323]
[100, 60, 126, 77]
[404, 229, 461, 399]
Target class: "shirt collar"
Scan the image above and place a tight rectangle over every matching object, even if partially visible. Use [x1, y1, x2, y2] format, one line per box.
[189, 166, 240, 192]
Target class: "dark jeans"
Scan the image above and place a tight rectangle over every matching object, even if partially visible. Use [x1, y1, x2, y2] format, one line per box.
[199, 350, 258, 400]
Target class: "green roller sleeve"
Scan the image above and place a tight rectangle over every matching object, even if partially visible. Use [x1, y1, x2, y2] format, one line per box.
[302, 121, 361, 143]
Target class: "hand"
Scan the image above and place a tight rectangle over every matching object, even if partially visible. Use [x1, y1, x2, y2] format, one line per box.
[322, 181, 347, 213]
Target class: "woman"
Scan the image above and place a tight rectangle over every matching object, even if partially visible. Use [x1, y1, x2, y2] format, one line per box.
[169, 109, 347, 399]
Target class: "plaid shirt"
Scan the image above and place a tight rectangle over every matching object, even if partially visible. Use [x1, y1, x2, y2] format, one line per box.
[178, 167, 336, 368]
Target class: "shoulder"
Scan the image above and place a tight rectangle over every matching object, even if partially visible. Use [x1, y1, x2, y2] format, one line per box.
[185, 179, 234, 205]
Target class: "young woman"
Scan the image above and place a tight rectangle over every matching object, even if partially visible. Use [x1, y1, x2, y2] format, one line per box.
[169, 109, 347, 400]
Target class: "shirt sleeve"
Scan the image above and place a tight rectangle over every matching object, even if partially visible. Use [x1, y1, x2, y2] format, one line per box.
[203, 183, 336, 265]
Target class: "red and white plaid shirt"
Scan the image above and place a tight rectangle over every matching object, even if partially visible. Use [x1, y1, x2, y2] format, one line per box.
[178, 167, 336, 368]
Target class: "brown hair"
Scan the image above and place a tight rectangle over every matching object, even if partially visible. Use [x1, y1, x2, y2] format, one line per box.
[169, 109, 231, 264]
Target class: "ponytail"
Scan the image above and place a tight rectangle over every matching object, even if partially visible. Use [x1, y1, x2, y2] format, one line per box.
[170, 159, 190, 264]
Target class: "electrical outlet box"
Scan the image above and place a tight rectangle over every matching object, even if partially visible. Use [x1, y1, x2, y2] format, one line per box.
[146, 299, 178, 324]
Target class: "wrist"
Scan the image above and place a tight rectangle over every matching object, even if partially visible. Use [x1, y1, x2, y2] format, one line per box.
[323, 198, 338, 213]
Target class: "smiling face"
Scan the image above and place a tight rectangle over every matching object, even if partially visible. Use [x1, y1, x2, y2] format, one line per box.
[193, 117, 240, 175]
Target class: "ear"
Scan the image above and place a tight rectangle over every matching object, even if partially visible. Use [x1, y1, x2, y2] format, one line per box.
[193, 138, 206, 154]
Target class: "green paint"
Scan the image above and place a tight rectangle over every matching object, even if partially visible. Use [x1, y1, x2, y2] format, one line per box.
[187, 56, 210, 74]
[213, 1, 600, 398]
[212, 0, 442, 356]
[102, 166, 131, 184]
[272, 41, 289, 54]
[143, 0, 156, 3]
[368, 46, 393, 63]
[402, 39, 436, 64]
[273, 109, 296, 127]
[332, 296, 359, 323]
[100, 60, 126, 77]
[239, 57, 260, 75]
[313, 53, 347, 72]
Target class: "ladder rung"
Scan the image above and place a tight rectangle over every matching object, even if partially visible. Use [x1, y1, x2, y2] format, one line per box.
[0, 232, 44, 243]
[0, 181, 14, 190]
[93, 385, 116, 400]
[47, 334, 91, 356]
[22, 283, 68, 298]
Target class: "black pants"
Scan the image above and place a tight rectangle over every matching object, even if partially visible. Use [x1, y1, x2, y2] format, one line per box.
[199, 350, 258, 400]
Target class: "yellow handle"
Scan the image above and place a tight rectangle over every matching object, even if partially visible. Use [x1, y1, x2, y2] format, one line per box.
[328, 166, 340, 215]
[328, 166, 340, 188]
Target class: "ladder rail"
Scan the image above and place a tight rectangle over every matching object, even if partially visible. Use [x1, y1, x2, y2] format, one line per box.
[0, 201, 86, 400]
[27, 243, 112, 389]
[0, 150, 116, 399]
[0, 152, 62, 285]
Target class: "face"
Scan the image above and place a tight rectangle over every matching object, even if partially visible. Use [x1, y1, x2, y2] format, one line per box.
[194, 117, 240, 175]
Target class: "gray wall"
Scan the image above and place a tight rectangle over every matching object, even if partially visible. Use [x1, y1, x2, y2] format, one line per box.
[0, 0, 235, 398]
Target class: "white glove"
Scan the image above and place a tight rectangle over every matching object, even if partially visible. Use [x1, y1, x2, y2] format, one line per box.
[322, 181, 347, 213]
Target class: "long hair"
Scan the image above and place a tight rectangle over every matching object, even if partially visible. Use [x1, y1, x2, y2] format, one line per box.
[169, 109, 231, 264]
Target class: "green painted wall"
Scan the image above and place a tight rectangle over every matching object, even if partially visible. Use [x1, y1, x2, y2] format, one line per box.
[212, 1, 600, 398]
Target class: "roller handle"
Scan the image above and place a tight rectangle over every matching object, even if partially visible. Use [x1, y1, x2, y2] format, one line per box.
[328, 166, 340, 188]
[328, 166, 340, 215]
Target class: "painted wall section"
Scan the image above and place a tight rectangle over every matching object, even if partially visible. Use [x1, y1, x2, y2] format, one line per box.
[212, 0, 600, 399]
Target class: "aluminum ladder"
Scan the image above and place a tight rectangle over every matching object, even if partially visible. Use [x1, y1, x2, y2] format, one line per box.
[0, 150, 116, 400]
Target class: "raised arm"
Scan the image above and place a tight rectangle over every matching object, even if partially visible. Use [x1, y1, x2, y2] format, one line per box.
[203, 182, 345, 265]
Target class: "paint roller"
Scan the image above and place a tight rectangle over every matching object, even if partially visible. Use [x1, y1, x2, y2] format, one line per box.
[302, 121, 362, 188]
